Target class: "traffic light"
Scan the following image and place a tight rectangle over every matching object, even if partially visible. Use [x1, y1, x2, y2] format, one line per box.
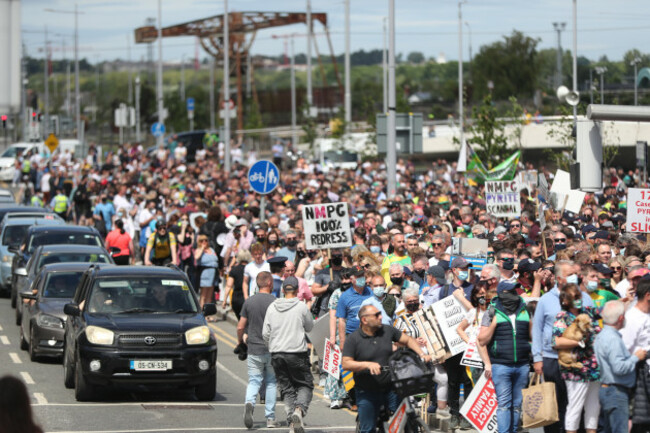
[37, 113, 43, 122]
[1, 115, 6, 129]
[31, 112, 37, 122]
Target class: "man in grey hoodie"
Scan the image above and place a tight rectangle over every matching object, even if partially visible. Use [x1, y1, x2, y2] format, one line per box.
[263, 276, 314, 433]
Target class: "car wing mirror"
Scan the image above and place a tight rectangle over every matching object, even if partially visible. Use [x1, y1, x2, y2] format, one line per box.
[63, 303, 80, 317]
[15, 267, 27, 276]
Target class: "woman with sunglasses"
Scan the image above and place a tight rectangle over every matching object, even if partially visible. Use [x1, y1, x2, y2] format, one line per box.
[608, 256, 625, 287]
[194, 234, 219, 310]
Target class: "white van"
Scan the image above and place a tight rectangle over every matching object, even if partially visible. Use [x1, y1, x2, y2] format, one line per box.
[0, 142, 45, 182]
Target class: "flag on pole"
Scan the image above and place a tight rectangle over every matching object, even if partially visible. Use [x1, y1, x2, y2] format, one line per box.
[465, 145, 520, 183]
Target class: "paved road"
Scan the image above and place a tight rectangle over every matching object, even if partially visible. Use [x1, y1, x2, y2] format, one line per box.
[0, 297, 356, 433]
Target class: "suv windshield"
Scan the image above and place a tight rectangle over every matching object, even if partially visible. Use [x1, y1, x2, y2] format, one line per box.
[87, 277, 198, 314]
[28, 232, 102, 253]
[2, 224, 29, 246]
[1, 147, 27, 158]
[37, 252, 111, 270]
[42, 271, 84, 298]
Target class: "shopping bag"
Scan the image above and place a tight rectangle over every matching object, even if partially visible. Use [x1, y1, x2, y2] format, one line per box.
[522, 373, 559, 429]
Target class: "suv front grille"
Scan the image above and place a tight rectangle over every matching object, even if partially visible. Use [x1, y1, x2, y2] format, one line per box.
[118, 332, 182, 348]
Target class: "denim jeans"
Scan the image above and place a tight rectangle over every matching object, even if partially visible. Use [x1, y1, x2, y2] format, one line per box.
[356, 388, 400, 433]
[271, 352, 314, 422]
[599, 385, 630, 433]
[492, 363, 529, 433]
[245, 354, 277, 419]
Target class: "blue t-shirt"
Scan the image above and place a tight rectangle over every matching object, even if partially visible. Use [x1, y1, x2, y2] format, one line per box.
[361, 296, 394, 325]
[336, 286, 372, 334]
[94, 202, 116, 231]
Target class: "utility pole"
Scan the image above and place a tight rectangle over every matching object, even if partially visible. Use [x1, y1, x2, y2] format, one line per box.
[223, 0, 231, 172]
[291, 36, 297, 148]
[594, 66, 607, 104]
[135, 75, 141, 142]
[631, 57, 642, 106]
[180, 54, 185, 102]
[306, 0, 313, 110]
[209, 57, 215, 130]
[553, 22, 566, 89]
[382, 17, 388, 113]
[127, 35, 133, 105]
[344, 0, 351, 132]
[458, 1, 465, 151]
[43, 25, 50, 138]
[386, 0, 396, 198]
[21, 43, 28, 142]
[572, 0, 578, 128]
[156, 0, 164, 148]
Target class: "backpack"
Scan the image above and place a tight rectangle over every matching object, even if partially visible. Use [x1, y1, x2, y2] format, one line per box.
[388, 348, 435, 398]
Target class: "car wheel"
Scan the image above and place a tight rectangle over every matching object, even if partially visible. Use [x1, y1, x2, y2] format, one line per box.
[19, 326, 28, 351]
[63, 345, 75, 389]
[195, 372, 216, 401]
[29, 327, 38, 362]
[74, 359, 94, 401]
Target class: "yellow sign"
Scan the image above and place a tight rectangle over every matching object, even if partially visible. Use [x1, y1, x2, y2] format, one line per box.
[45, 133, 59, 153]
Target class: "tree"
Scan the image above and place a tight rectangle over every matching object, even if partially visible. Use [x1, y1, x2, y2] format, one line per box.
[472, 30, 540, 100]
[407, 51, 425, 64]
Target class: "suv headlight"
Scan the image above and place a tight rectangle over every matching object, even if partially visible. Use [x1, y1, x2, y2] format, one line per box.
[85, 326, 114, 345]
[185, 326, 210, 345]
[36, 314, 64, 329]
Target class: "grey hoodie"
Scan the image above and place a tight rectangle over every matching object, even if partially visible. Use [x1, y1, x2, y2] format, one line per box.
[262, 298, 314, 353]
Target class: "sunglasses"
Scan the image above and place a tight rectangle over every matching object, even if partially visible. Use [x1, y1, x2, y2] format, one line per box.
[363, 312, 382, 318]
[543, 267, 555, 272]
[510, 224, 520, 228]
[432, 243, 443, 247]
[610, 266, 622, 271]
[554, 238, 567, 243]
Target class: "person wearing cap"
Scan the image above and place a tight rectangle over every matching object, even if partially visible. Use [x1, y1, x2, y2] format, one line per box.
[335, 266, 372, 349]
[516, 258, 543, 298]
[380, 233, 411, 286]
[238, 271, 279, 429]
[263, 276, 315, 433]
[144, 220, 178, 266]
[434, 257, 474, 307]
[421, 265, 447, 308]
[478, 281, 532, 433]
[268, 256, 288, 298]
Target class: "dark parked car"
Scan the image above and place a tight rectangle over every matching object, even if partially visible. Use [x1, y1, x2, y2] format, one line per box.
[10, 225, 104, 308]
[0, 205, 50, 222]
[14, 244, 114, 326]
[19, 263, 99, 361]
[62, 265, 217, 401]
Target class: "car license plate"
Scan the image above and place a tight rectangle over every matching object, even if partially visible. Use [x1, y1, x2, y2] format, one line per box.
[130, 360, 172, 371]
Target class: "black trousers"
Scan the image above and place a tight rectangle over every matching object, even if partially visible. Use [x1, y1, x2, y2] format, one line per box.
[542, 357, 568, 433]
[444, 352, 473, 416]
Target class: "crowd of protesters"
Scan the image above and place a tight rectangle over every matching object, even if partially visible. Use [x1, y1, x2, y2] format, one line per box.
[12, 138, 650, 433]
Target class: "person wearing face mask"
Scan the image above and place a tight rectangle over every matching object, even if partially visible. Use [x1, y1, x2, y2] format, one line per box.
[410, 254, 429, 288]
[478, 281, 532, 433]
[496, 249, 517, 283]
[360, 275, 394, 326]
[433, 257, 474, 309]
[312, 250, 345, 318]
[458, 284, 494, 383]
[580, 264, 619, 315]
[531, 260, 594, 433]
[551, 284, 602, 433]
[387, 263, 419, 294]
[275, 230, 299, 263]
[335, 266, 372, 350]
[325, 275, 351, 410]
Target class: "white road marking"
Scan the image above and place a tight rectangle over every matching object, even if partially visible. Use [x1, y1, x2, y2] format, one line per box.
[33, 392, 48, 404]
[216, 360, 248, 387]
[20, 371, 35, 384]
[9, 352, 22, 363]
[0, 335, 9, 345]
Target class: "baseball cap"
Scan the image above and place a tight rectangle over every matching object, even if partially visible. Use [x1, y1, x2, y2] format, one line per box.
[581, 224, 597, 234]
[426, 266, 446, 285]
[594, 263, 614, 276]
[282, 276, 299, 291]
[350, 266, 365, 278]
[518, 258, 542, 273]
[497, 281, 519, 295]
[451, 257, 473, 269]
[594, 231, 609, 240]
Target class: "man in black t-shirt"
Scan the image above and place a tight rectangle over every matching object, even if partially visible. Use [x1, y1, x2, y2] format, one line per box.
[342, 305, 430, 433]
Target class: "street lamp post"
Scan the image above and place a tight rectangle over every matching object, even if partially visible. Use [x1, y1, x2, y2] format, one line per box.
[458, 1, 466, 150]
[156, 0, 164, 148]
[386, 0, 396, 198]
[464, 21, 472, 73]
[595, 66, 607, 104]
[223, 0, 231, 173]
[44, 4, 83, 145]
[344, 0, 351, 133]
[553, 22, 566, 89]
[572, 0, 578, 128]
[631, 57, 642, 106]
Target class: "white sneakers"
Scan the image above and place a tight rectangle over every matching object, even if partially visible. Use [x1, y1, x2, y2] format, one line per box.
[330, 400, 343, 409]
[266, 418, 279, 428]
[290, 408, 304, 433]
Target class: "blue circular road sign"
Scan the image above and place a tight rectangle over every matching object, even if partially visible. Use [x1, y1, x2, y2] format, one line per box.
[151, 122, 166, 137]
[248, 160, 280, 194]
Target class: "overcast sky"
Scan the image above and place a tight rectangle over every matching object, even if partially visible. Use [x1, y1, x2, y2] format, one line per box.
[20, 0, 650, 64]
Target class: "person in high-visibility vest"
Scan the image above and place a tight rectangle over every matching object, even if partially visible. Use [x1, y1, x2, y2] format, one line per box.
[31, 193, 44, 208]
[50, 189, 70, 220]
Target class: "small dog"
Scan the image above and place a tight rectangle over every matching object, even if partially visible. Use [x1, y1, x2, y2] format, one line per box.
[558, 314, 592, 369]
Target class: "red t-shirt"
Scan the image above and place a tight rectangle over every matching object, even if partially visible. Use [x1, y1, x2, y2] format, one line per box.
[105, 230, 131, 257]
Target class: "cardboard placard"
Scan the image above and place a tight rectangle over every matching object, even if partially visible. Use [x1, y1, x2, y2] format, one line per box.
[460, 333, 484, 368]
[302, 203, 352, 250]
[626, 188, 650, 233]
[538, 172, 550, 203]
[306, 315, 330, 359]
[322, 339, 341, 380]
[451, 238, 489, 270]
[485, 181, 521, 218]
[460, 373, 499, 433]
[429, 296, 469, 357]
[549, 170, 586, 214]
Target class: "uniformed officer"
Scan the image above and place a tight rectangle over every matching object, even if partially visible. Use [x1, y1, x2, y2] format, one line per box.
[268, 256, 288, 298]
[31, 193, 44, 208]
[50, 188, 69, 220]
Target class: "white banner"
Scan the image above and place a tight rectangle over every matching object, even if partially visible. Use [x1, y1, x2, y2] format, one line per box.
[430, 296, 468, 357]
[302, 203, 352, 250]
[460, 373, 498, 433]
[322, 339, 341, 380]
[485, 181, 521, 218]
[627, 188, 650, 233]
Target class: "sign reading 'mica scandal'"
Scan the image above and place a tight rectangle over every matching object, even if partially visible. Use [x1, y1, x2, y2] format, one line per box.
[627, 188, 650, 232]
[485, 181, 521, 218]
[302, 203, 352, 250]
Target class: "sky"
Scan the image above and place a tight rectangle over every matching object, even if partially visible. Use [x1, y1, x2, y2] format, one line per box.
[19, 0, 650, 65]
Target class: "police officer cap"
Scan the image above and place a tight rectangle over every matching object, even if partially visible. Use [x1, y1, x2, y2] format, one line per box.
[268, 256, 288, 265]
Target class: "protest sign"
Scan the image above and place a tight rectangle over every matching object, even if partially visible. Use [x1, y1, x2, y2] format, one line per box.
[302, 203, 352, 250]
[460, 328, 484, 368]
[519, 170, 538, 191]
[451, 238, 489, 270]
[460, 373, 498, 433]
[307, 315, 330, 359]
[626, 188, 650, 233]
[322, 339, 341, 380]
[429, 296, 468, 357]
[549, 170, 586, 214]
[485, 181, 521, 218]
[538, 173, 550, 203]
